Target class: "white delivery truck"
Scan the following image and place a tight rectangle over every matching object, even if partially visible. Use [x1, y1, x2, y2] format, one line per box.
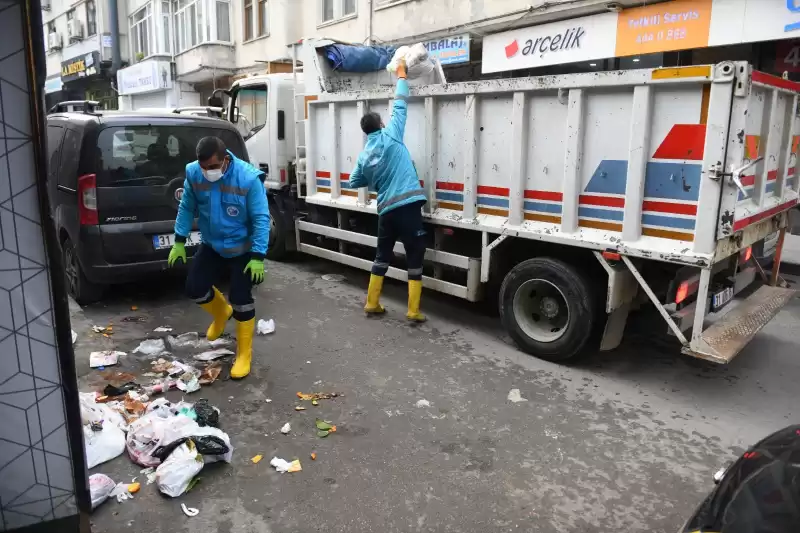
[220, 40, 799, 364]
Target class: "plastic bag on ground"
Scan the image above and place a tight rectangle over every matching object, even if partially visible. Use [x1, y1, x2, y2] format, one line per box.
[168, 332, 232, 350]
[89, 474, 116, 510]
[155, 440, 203, 497]
[257, 319, 275, 335]
[126, 410, 233, 467]
[133, 339, 167, 356]
[83, 423, 126, 469]
[387, 43, 435, 79]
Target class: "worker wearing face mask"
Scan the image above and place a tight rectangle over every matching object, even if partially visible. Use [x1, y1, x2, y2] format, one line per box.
[168, 136, 270, 379]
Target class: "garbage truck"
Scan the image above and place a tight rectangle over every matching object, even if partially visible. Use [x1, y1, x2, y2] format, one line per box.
[222, 39, 799, 364]
[1, 0, 92, 530]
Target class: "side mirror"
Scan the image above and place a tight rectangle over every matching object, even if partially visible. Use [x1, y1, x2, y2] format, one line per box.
[232, 106, 240, 124]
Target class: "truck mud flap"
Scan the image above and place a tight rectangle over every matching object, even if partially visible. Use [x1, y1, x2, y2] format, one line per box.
[683, 285, 797, 363]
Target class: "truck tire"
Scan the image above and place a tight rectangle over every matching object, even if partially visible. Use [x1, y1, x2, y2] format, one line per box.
[499, 257, 597, 362]
[62, 238, 103, 305]
[266, 200, 288, 261]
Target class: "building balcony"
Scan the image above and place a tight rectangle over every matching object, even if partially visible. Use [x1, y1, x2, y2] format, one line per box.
[174, 42, 236, 83]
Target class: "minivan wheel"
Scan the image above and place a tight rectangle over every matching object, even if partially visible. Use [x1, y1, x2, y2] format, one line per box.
[499, 258, 597, 362]
[62, 238, 103, 305]
[266, 200, 288, 261]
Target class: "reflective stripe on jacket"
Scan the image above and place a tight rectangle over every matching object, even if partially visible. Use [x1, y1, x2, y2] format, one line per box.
[174, 150, 270, 258]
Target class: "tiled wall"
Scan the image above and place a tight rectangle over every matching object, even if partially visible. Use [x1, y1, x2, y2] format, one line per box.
[0, 0, 78, 529]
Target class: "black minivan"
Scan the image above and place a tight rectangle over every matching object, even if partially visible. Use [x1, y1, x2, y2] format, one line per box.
[46, 107, 249, 304]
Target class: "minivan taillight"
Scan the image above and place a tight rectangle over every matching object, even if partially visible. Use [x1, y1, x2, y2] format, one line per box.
[78, 174, 98, 225]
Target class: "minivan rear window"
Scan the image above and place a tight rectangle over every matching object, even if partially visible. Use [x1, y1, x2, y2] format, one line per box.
[96, 126, 245, 187]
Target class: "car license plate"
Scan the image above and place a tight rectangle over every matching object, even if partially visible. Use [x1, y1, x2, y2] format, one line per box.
[152, 231, 202, 250]
[712, 286, 734, 311]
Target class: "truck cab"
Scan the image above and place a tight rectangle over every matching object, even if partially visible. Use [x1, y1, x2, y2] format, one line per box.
[226, 74, 298, 192]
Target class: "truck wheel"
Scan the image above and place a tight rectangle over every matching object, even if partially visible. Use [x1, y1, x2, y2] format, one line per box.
[266, 200, 288, 261]
[62, 238, 103, 305]
[499, 258, 597, 362]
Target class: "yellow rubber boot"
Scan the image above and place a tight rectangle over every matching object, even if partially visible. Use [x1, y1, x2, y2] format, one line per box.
[364, 274, 386, 315]
[199, 287, 233, 341]
[407, 280, 427, 323]
[231, 318, 255, 379]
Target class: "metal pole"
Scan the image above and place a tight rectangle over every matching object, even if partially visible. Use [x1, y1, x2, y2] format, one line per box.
[771, 227, 787, 286]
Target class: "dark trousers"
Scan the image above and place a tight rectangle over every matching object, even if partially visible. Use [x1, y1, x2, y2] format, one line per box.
[186, 244, 257, 321]
[372, 200, 426, 281]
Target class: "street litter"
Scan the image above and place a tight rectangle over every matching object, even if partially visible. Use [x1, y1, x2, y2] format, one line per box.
[280, 423, 291, 434]
[89, 474, 116, 510]
[257, 319, 275, 335]
[415, 399, 430, 408]
[265, 399, 272, 403]
[80, 393, 126, 468]
[507, 389, 528, 403]
[102, 382, 137, 397]
[72, 330, 77, 344]
[199, 364, 223, 386]
[194, 348, 235, 362]
[110, 482, 134, 503]
[310, 452, 317, 460]
[128, 482, 141, 494]
[133, 339, 167, 356]
[140, 467, 157, 485]
[154, 326, 173, 333]
[194, 399, 220, 427]
[122, 316, 147, 323]
[131, 305, 138, 311]
[176, 372, 201, 394]
[155, 440, 204, 497]
[315, 419, 337, 438]
[168, 332, 232, 350]
[251, 455, 263, 464]
[92, 325, 108, 334]
[295, 406, 306, 411]
[167, 360, 193, 376]
[181, 504, 199, 517]
[270, 457, 302, 473]
[321, 274, 345, 282]
[297, 391, 342, 403]
[89, 351, 125, 368]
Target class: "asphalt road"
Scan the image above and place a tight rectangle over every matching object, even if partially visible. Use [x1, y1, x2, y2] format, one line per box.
[73, 256, 800, 533]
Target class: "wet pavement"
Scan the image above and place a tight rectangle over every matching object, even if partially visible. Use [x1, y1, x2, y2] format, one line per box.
[74, 257, 800, 533]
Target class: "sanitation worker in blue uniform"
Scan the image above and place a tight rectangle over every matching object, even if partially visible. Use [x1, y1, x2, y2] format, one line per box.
[168, 136, 269, 379]
[349, 59, 428, 322]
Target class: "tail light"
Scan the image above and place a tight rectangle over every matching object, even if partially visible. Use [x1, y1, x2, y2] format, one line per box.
[78, 174, 98, 225]
[741, 246, 752, 263]
[675, 280, 690, 304]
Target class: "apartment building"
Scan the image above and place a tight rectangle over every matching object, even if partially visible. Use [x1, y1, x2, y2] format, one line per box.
[42, 0, 129, 109]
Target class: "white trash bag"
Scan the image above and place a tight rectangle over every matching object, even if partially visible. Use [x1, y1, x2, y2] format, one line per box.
[80, 393, 126, 469]
[387, 43, 435, 80]
[155, 440, 204, 497]
[89, 473, 117, 510]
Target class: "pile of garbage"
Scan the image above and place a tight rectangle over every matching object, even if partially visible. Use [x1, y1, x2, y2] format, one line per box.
[82, 329, 246, 511]
[324, 42, 437, 79]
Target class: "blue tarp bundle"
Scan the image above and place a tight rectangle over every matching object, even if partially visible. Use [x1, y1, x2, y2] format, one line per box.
[324, 44, 397, 72]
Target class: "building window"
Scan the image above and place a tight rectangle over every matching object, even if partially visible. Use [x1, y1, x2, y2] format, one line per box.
[131, 5, 152, 60]
[258, 0, 268, 37]
[319, 0, 355, 25]
[86, 1, 97, 36]
[161, 1, 171, 54]
[243, 0, 253, 41]
[244, 0, 267, 40]
[66, 10, 75, 39]
[173, 0, 231, 53]
[46, 21, 56, 51]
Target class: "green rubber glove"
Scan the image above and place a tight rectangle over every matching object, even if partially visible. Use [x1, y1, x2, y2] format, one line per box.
[244, 259, 265, 284]
[168, 242, 186, 267]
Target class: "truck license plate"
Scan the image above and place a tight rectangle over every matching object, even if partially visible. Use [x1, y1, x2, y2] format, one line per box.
[152, 231, 202, 250]
[712, 287, 734, 311]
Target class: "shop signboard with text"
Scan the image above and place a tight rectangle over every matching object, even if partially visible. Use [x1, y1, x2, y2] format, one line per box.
[482, 12, 618, 74]
[117, 60, 173, 95]
[616, 0, 713, 57]
[709, 0, 800, 47]
[61, 52, 100, 83]
[424, 34, 470, 66]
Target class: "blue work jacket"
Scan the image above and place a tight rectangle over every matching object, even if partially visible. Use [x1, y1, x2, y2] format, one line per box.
[349, 79, 427, 215]
[175, 151, 270, 258]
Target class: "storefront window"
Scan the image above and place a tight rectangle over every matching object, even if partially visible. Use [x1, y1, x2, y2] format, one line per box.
[173, 0, 231, 53]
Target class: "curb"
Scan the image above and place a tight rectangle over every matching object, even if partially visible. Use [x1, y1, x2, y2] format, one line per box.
[780, 261, 800, 277]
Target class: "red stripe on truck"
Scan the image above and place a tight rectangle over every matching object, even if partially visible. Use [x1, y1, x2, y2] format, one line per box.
[752, 71, 800, 93]
[733, 198, 799, 232]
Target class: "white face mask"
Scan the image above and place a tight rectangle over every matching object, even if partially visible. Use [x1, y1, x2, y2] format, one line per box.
[203, 168, 223, 182]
